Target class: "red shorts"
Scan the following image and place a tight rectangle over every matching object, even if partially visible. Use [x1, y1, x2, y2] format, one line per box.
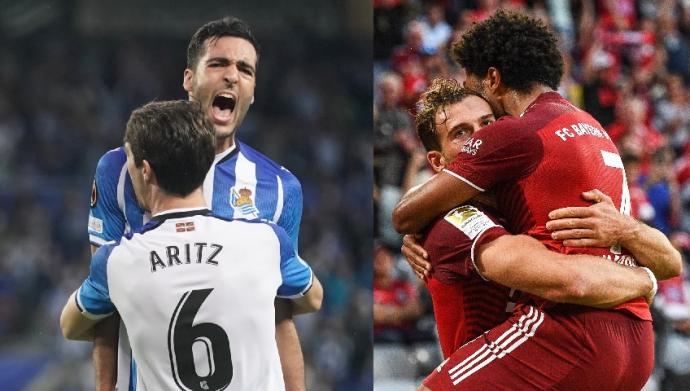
[423, 304, 654, 390]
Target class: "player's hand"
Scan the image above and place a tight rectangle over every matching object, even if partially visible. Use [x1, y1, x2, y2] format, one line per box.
[401, 234, 431, 281]
[546, 189, 635, 247]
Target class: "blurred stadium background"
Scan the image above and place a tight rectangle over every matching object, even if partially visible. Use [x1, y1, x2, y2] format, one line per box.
[0, 1, 372, 390]
[375, 0, 690, 390]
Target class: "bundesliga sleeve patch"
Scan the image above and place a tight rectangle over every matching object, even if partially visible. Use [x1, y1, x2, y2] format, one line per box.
[443, 205, 498, 240]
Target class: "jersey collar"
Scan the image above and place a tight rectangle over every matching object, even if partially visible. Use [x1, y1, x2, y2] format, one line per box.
[215, 142, 241, 165]
[150, 207, 212, 223]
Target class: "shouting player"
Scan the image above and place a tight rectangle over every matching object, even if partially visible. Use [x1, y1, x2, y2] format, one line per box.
[87, 17, 309, 390]
[414, 78, 679, 362]
[62, 100, 323, 390]
[393, 11, 682, 389]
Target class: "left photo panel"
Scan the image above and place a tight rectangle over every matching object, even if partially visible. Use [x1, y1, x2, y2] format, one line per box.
[0, 1, 373, 390]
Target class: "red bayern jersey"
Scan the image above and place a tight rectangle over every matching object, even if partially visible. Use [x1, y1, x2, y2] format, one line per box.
[445, 91, 650, 320]
[422, 203, 514, 358]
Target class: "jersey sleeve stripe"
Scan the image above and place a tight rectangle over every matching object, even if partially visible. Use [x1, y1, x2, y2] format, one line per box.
[442, 169, 485, 192]
[272, 174, 284, 223]
[277, 268, 314, 299]
[89, 235, 108, 247]
[469, 227, 501, 282]
[76, 286, 114, 320]
[116, 164, 131, 233]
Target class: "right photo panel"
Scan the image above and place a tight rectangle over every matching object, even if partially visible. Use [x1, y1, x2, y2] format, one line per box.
[374, 1, 690, 390]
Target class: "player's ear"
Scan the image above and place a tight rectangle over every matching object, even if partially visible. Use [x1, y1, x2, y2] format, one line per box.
[142, 160, 153, 183]
[183, 69, 193, 93]
[427, 151, 445, 173]
[485, 67, 501, 94]
[251, 95, 255, 105]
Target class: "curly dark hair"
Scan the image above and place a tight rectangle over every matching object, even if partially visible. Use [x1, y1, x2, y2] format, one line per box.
[452, 10, 564, 92]
[415, 78, 488, 152]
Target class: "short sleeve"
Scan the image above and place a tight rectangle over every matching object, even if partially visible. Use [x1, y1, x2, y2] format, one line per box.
[76, 244, 116, 319]
[276, 169, 303, 251]
[89, 149, 127, 246]
[444, 118, 544, 192]
[423, 205, 510, 283]
[269, 224, 313, 298]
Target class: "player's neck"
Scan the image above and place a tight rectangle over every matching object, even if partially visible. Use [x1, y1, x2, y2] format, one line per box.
[215, 135, 236, 155]
[147, 187, 207, 216]
[502, 85, 553, 117]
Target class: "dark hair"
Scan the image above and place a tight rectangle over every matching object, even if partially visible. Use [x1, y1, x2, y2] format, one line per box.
[415, 78, 489, 151]
[124, 100, 215, 197]
[452, 10, 564, 92]
[187, 16, 260, 70]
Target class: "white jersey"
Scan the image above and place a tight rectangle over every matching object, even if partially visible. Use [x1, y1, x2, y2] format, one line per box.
[76, 208, 313, 391]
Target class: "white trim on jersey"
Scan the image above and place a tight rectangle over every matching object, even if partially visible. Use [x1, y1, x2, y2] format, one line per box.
[89, 234, 108, 247]
[469, 226, 501, 282]
[117, 164, 131, 234]
[233, 153, 258, 219]
[203, 145, 237, 209]
[447, 306, 545, 385]
[272, 174, 284, 223]
[278, 268, 314, 299]
[442, 169, 486, 192]
[76, 287, 114, 320]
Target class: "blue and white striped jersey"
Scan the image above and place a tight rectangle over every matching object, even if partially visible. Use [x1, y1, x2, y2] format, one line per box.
[88, 141, 303, 251]
[77, 208, 313, 391]
[86, 141, 305, 390]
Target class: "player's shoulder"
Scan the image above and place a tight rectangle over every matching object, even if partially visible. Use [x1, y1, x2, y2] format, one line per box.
[211, 213, 287, 237]
[95, 146, 126, 173]
[238, 141, 301, 184]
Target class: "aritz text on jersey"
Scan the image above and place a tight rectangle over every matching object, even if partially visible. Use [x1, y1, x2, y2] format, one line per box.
[150, 242, 223, 273]
[554, 123, 611, 142]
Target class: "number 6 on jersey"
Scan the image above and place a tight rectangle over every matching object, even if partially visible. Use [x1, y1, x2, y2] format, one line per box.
[168, 288, 232, 391]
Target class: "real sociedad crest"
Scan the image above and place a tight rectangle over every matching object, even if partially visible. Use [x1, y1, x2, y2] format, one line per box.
[230, 186, 259, 218]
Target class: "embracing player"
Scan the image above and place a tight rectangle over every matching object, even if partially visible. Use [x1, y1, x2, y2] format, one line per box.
[63, 100, 322, 390]
[394, 11, 682, 390]
[415, 77, 679, 360]
[87, 17, 309, 390]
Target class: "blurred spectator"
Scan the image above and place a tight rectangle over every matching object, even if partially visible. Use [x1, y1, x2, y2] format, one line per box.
[374, 72, 416, 247]
[373, 243, 423, 344]
[655, 74, 690, 153]
[419, 4, 452, 55]
[608, 96, 664, 160]
[646, 147, 682, 236]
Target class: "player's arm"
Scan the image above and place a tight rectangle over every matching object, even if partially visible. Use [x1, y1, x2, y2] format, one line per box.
[61, 245, 116, 339]
[546, 189, 682, 280]
[291, 275, 323, 314]
[475, 234, 656, 308]
[88, 152, 127, 391]
[61, 291, 101, 340]
[393, 172, 480, 234]
[273, 173, 308, 391]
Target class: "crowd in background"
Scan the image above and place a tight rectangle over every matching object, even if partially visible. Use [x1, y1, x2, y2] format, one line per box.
[374, 0, 690, 389]
[0, 6, 372, 391]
